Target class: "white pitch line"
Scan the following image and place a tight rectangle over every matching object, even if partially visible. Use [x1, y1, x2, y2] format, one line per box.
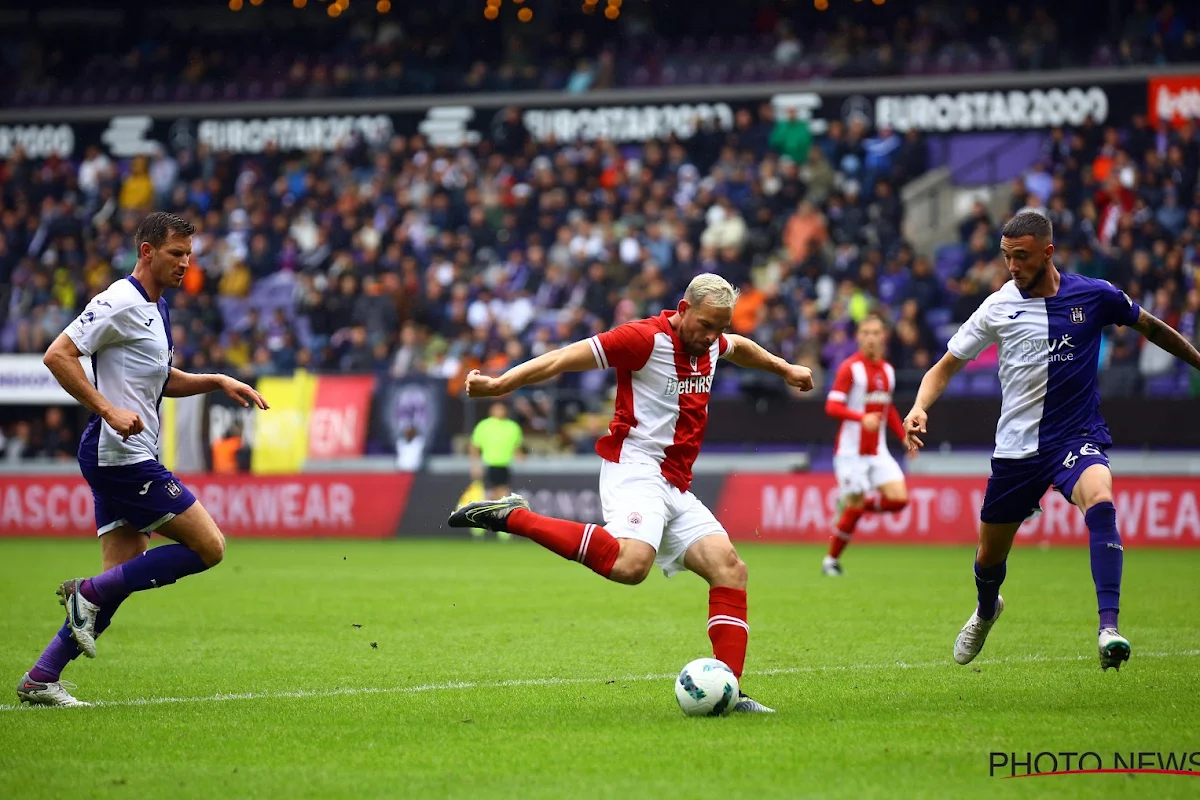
[5, 649, 1198, 712]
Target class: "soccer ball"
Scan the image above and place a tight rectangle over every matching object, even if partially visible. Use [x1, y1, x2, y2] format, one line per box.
[674, 657, 739, 717]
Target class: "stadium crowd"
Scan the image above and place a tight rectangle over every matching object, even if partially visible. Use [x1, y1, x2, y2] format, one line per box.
[3, 103, 1200, 419]
[3, 3, 1200, 460]
[3, 0, 1196, 106]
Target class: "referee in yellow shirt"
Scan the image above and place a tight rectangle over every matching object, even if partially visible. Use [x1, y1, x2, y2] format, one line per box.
[469, 402, 525, 537]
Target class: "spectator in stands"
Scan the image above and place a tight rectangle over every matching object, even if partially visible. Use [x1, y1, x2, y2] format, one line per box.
[2, 421, 34, 463]
[118, 156, 155, 212]
[40, 407, 76, 461]
[783, 201, 828, 265]
[212, 423, 247, 475]
[769, 107, 812, 166]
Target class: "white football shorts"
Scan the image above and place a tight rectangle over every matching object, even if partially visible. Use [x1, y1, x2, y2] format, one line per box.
[833, 452, 905, 498]
[598, 459, 728, 578]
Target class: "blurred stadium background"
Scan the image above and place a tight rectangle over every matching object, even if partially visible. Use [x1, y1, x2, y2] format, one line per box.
[1, 0, 1199, 549]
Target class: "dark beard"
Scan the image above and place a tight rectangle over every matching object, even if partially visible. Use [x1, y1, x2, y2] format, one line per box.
[1022, 260, 1050, 292]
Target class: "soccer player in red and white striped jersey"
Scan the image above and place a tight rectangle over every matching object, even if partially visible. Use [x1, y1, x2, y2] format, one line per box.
[448, 274, 815, 713]
[822, 314, 914, 576]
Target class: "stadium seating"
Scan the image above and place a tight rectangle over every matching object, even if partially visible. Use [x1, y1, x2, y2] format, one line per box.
[2, 1, 1194, 106]
[2, 106, 1197, 418]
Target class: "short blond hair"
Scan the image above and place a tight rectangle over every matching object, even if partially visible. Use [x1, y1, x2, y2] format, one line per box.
[684, 273, 740, 309]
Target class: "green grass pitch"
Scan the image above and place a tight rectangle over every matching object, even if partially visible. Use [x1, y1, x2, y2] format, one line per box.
[1, 538, 1198, 799]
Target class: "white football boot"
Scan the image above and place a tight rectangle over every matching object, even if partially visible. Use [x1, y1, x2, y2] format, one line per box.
[732, 692, 776, 713]
[57, 578, 99, 658]
[16, 672, 91, 707]
[953, 596, 1004, 665]
[1098, 628, 1131, 671]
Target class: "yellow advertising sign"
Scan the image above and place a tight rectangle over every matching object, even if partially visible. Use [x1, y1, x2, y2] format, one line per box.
[250, 370, 317, 474]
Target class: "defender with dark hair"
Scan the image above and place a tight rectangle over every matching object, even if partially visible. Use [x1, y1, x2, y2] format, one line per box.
[903, 210, 1200, 671]
[134, 211, 196, 250]
[1000, 209, 1053, 241]
[16, 212, 269, 707]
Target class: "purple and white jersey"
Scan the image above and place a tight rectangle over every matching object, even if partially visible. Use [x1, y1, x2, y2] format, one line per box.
[947, 272, 1141, 459]
[65, 276, 175, 468]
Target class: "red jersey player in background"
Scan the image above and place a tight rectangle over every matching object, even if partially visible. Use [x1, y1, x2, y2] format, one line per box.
[822, 314, 914, 576]
[447, 274, 814, 713]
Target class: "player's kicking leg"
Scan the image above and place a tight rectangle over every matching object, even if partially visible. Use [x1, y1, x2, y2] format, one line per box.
[448, 461, 670, 583]
[446, 493, 640, 581]
[1069, 463, 1130, 670]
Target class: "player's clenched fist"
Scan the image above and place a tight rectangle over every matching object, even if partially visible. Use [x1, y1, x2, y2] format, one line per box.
[103, 408, 144, 441]
[465, 369, 502, 398]
[902, 407, 927, 451]
[783, 364, 814, 392]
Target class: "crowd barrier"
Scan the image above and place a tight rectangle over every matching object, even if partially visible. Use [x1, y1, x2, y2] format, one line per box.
[3, 469, 1197, 548]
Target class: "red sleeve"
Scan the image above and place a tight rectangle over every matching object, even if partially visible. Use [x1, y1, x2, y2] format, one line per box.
[887, 405, 906, 441]
[718, 333, 731, 357]
[826, 359, 854, 404]
[825, 359, 863, 420]
[825, 398, 864, 422]
[590, 321, 655, 371]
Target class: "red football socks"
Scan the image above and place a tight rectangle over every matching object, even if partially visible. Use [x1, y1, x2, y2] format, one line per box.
[505, 509, 620, 578]
[830, 497, 908, 558]
[707, 586, 749, 678]
[863, 497, 909, 513]
[829, 506, 864, 558]
[828, 530, 853, 559]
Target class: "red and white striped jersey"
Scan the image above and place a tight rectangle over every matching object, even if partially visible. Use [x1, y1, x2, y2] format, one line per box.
[588, 311, 729, 492]
[826, 353, 904, 457]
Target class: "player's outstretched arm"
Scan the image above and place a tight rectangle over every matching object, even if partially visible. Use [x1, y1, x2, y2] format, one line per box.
[723, 334, 814, 391]
[466, 340, 598, 399]
[162, 367, 267, 410]
[902, 352, 968, 451]
[165, 368, 269, 409]
[43, 333, 144, 440]
[1131, 308, 1200, 371]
